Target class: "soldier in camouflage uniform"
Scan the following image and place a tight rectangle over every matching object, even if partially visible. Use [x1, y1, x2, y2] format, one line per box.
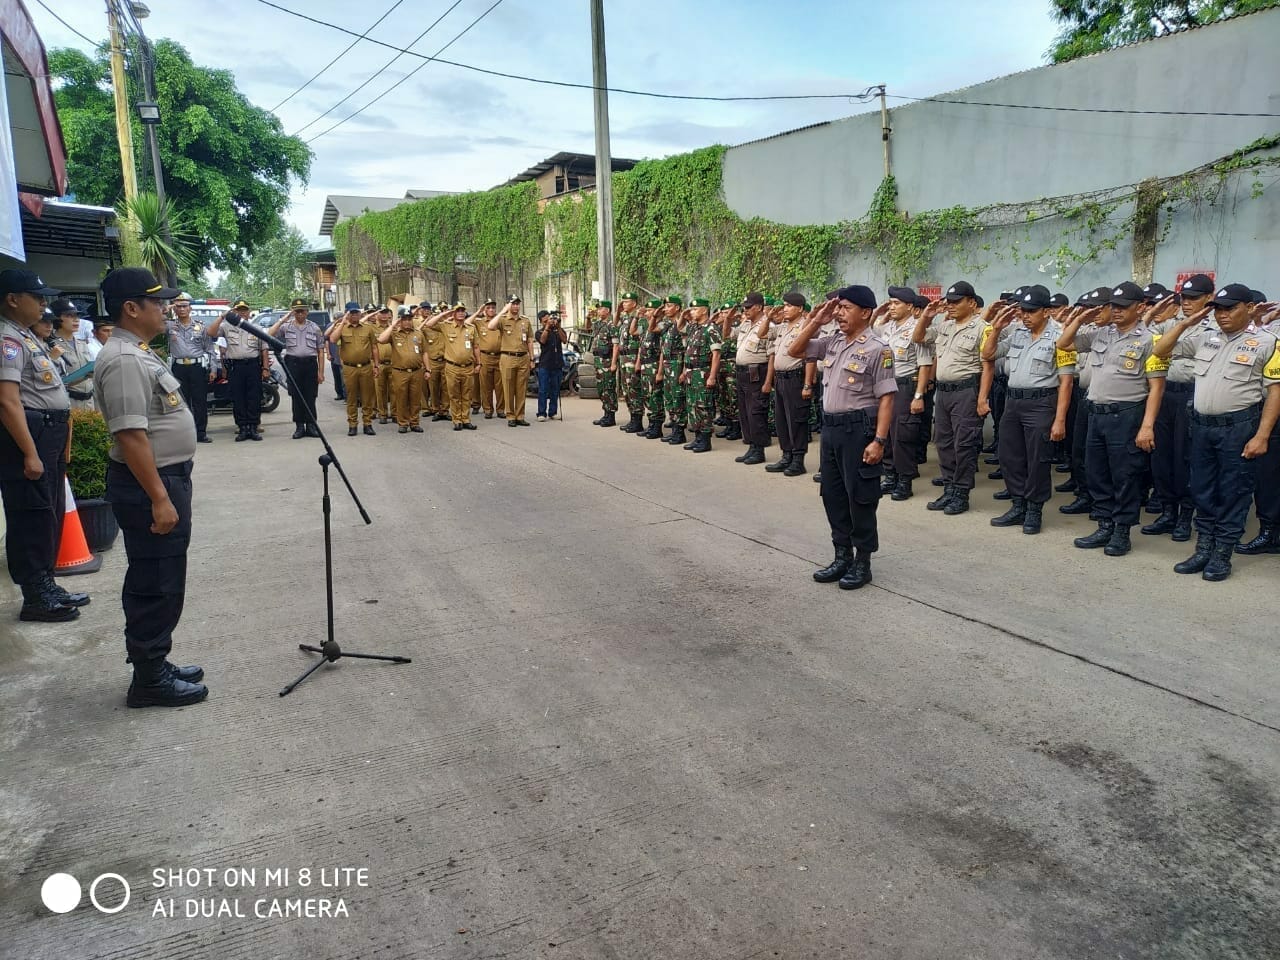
[590, 301, 620, 427]
[679, 298, 723, 453]
[657, 295, 688, 445]
[715, 302, 742, 441]
[637, 300, 666, 439]
[616, 291, 645, 432]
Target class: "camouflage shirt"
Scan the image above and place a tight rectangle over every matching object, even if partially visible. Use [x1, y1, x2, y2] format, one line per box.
[682, 322, 722, 369]
[660, 321, 686, 365]
[618, 313, 643, 360]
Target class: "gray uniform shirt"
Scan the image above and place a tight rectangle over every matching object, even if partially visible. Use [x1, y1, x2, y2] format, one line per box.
[94, 328, 197, 468]
[166, 318, 217, 362]
[221, 320, 267, 360]
[1150, 316, 1214, 384]
[923, 316, 985, 383]
[0, 317, 70, 410]
[878, 317, 933, 380]
[280, 319, 326, 358]
[992, 320, 1077, 389]
[1167, 325, 1280, 415]
[1075, 324, 1165, 404]
[805, 328, 898, 412]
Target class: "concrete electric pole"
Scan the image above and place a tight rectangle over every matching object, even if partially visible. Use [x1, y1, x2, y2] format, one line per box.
[590, 0, 615, 301]
[106, 0, 139, 207]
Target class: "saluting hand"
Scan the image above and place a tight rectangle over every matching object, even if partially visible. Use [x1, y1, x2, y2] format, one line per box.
[151, 496, 179, 535]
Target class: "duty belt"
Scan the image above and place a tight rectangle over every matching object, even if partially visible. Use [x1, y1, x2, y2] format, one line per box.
[1190, 405, 1260, 427]
[227, 356, 260, 364]
[24, 407, 69, 422]
[501, 351, 528, 357]
[392, 366, 421, 372]
[480, 350, 502, 357]
[445, 358, 472, 367]
[821, 409, 871, 427]
[1007, 387, 1056, 399]
[895, 376, 917, 387]
[936, 375, 980, 392]
[173, 357, 204, 365]
[1088, 399, 1143, 415]
[776, 368, 804, 379]
[343, 361, 371, 368]
[1163, 380, 1194, 393]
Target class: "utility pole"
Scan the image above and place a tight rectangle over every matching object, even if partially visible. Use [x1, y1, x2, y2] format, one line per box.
[589, 0, 615, 302]
[106, 0, 139, 206]
[878, 84, 892, 179]
[138, 39, 177, 286]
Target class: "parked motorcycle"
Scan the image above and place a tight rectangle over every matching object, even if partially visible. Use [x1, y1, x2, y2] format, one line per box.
[208, 366, 282, 415]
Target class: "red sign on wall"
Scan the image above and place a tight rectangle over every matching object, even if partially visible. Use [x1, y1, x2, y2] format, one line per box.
[1175, 270, 1214, 291]
[917, 284, 942, 300]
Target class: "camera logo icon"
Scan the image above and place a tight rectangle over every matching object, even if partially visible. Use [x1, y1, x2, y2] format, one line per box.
[41, 872, 131, 914]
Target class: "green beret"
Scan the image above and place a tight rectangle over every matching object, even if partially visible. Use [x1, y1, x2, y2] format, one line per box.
[721, 301, 736, 311]
[690, 297, 711, 307]
[646, 298, 662, 308]
[762, 296, 778, 307]
[618, 290, 638, 301]
[598, 300, 612, 308]
[665, 295, 683, 306]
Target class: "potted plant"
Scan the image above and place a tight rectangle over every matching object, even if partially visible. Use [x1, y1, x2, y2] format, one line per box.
[67, 408, 119, 552]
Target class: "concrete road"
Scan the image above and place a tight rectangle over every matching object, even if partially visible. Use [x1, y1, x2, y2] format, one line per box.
[1, 393, 1276, 960]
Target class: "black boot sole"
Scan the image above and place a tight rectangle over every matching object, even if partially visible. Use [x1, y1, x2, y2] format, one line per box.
[20, 606, 80, 622]
[127, 686, 209, 708]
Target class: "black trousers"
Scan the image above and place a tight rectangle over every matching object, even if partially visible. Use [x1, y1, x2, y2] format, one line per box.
[989, 373, 1008, 445]
[774, 370, 809, 454]
[820, 410, 882, 554]
[935, 383, 982, 489]
[284, 355, 320, 425]
[330, 357, 346, 399]
[884, 380, 922, 480]
[917, 383, 935, 463]
[736, 364, 769, 447]
[0, 409, 68, 585]
[1070, 385, 1092, 501]
[227, 358, 262, 429]
[998, 393, 1057, 503]
[1151, 382, 1193, 509]
[1253, 419, 1280, 525]
[107, 460, 192, 667]
[170, 361, 210, 439]
[1086, 402, 1147, 526]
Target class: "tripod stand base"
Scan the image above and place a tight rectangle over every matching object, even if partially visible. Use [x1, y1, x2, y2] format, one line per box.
[278, 640, 412, 697]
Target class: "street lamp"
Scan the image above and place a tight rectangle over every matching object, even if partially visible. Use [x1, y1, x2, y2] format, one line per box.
[136, 101, 160, 125]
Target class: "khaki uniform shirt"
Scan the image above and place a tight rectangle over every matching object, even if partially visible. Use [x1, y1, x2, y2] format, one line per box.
[0, 317, 70, 410]
[497, 316, 533, 356]
[735, 317, 774, 366]
[94, 328, 196, 468]
[337, 321, 379, 366]
[421, 323, 446, 361]
[474, 319, 504, 357]
[991, 320, 1077, 389]
[442, 321, 477, 366]
[773, 321, 807, 372]
[923, 316, 985, 383]
[878, 317, 934, 380]
[804, 328, 898, 413]
[387, 329, 425, 369]
[1167, 326, 1280, 415]
[1075, 325, 1166, 404]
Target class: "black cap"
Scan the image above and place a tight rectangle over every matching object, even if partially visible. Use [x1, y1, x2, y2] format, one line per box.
[944, 280, 977, 302]
[1076, 286, 1106, 307]
[1249, 288, 1266, 304]
[0, 269, 60, 297]
[782, 292, 807, 307]
[100, 267, 180, 303]
[1049, 293, 1069, 308]
[1018, 285, 1052, 310]
[1177, 274, 1215, 298]
[48, 298, 85, 316]
[974, 294, 985, 309]
[1108, 281, 1145, 307]
[912, 293, 931, 309]
[740, 292, 764, 307]
[1210, 283, 1254, 308]
[887, 285, 916, 303]
[290, 297, 309, 309]
[1141, 282, 1169, 304]
[834, 285, 876, 309]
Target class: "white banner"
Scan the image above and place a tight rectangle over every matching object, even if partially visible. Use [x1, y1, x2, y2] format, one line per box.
[0, 60, 24, 261]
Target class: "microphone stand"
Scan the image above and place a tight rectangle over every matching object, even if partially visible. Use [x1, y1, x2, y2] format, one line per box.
[270, 333, 411, 697]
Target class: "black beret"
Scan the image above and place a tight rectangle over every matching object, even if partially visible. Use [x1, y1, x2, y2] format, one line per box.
[887, 285, 916, 303]
[782, 292, 807, 307]
[834, 285, 876, 309]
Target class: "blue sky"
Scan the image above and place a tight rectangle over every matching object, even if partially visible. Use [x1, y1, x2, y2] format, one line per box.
[30, 0, 1060, 241]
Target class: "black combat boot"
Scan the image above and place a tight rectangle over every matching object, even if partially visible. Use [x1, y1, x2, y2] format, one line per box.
[598, 411, 617, 427]
[838, 550, 873, 590]
[891, 478, 913, 501]
[783, 452, 807, 476]
[1202, 542, 1235, 582]
[643, 417, 663, 439]
[993, 488, 1012, 500]
[41, 573, 89, 608]
[1074, 521, 1114, 549]
[927, 484, 954, 511]
[944, 488, 970, 515]
[1236, 523, 1280, 555]
[813, 471, 822, 483]
[1103, 524, 1132, 557]
[723, 421, 742, 441]
[880, 469, 898, 494]
[813, 545, 853, 583]
[689, 432, 712, 453]
[1054, 478, 1076, 493]
[1174, 536, 1213, 574]
[666, 426, 687, 445]
[19, 581, 79, 622]
[620, 413, 643, 433]
[1171, 504, 1195, 542]
[765, 452, 794, 473]
[1022, 501, 1044, 535]
[126, 660, 209, 708]
[1059, 495, 1093, 515]
[1141, 507, 1177, 537]
[990, 498, 1027, 527]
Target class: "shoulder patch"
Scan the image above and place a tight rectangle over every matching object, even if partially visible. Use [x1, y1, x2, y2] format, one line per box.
[1264, 344, 1280, 380]
[881, 349, 894, 370]
[1145, 353, 1170, 374]
[1055, 348, 1077, 368]
[2, 337, 22, 361]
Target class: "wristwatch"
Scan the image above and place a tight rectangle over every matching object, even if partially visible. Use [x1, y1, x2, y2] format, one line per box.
[913, 391, 924, 400]
[873, 435, 889, 445]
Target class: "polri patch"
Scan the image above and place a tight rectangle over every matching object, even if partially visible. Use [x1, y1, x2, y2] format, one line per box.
[2, 338, 21, 361]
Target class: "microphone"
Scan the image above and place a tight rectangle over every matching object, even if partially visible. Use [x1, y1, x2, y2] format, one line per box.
[223, 311, 287, 352]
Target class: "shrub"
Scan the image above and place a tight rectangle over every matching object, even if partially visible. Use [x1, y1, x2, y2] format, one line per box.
[68, 408, 112, 500]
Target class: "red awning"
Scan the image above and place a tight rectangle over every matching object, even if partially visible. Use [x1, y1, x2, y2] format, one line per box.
[1, 0, 69, 196]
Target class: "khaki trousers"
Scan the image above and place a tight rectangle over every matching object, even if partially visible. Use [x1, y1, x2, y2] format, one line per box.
[445, 364, 473, 423]
[343, 364, 375, 427]
[390, 368, 423, 426]
[499, 356, 530, 422]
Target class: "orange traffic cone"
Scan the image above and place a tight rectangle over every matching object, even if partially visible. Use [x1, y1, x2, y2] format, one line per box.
[56, 478, 102, 575]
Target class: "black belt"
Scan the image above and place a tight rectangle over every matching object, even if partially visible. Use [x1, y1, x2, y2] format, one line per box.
[1007, 387, 1057, 399]
[822, 409, 871, 426]
[284, 354, 317, 361]
[739, 362, 767, 370]
[1190, 406, 1260, 427]
[895, 376, 918, 387]
[343, 361, 371, 368]
[227, 357, 260, 364]
[68, 388, 93, 401]
[445, 359, 472, 367]
[776, 368, 804, 379]
[936, 375, 980, 392]
[501, 351, 528, 357]
[480, 350, 502, 356]
[109, 459, 191, 478]
[24, 407, 69, 423]
[379, 361, 391, 366]
[1163, 380, 1194, 393]
[686, 365, 711, 371]
[1088, 399, 1144, 414]
[391, 366, 421, 372]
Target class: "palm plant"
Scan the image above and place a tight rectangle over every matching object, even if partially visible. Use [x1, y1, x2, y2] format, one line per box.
[117, 192, 198, 283]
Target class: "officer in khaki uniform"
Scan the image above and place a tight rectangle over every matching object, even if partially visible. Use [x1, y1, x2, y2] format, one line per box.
[329, 302, 380, 436]
[432, 304, 479, 429]
[371, 307, 393, 423]
[472, 298, 506, 418]
[418, 304, 448, 420]
[488, 296, 533, 426]
[1152, 282, 1280, 580]
[94, 267, 206, 708]
[378, 307, 426, 433]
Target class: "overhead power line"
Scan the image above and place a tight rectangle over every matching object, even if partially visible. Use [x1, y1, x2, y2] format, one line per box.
[270, 0, 409, 112]
[34, 0, 98, 46]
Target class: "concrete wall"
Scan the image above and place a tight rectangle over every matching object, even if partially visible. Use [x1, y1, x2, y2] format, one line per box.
[723, 9, 1280, 224]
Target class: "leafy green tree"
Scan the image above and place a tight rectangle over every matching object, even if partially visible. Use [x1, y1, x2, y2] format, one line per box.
[1049, 0, 1278, 61]
[48, 41, 311, 271]
[214, 224, 313, 308]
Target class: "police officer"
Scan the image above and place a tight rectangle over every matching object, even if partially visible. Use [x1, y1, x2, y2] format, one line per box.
[1238, 303, 1280, 556]
[268, 298, 326, 439]
[377, 307, 426, 433]
[94, 267, 206, 707]
[914, 280, 988, 515]
[732, 292, 773, 464]
[981, 285, 1076, 534]
[328, 303, 380, 436]
[788, 287, 896, 590]
[765, 293, 815, 476]
[207, 298, 269, 441]
[1058, 281, 1166, 556]
[49, 299, 95, 410]
[1151, 283, 1280, 580]
[590, 300, 620, 427]
[876, 287, 934, 500]
[165, 292, 217, 442]
[1058, 287, 1111, 517]
[488, 297, 533, 426]
[0, 270, 89, 622]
